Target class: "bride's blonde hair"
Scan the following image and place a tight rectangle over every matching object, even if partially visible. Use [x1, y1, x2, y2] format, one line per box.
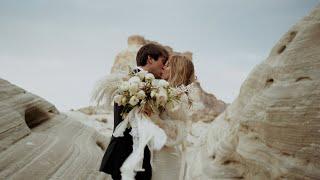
[168, 55, 195, 87]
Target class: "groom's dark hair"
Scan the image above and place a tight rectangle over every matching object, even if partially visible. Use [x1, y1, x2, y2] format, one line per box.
[136, 43, 169, 66]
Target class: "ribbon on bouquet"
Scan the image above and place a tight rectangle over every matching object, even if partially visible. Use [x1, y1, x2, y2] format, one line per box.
[113, 107, 167, 180]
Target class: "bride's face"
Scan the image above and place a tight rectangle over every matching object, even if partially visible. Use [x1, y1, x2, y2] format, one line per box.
[161, 60, 170, 80]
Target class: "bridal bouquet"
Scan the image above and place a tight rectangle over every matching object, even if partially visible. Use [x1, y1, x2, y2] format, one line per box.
[113, 70, 183, 119]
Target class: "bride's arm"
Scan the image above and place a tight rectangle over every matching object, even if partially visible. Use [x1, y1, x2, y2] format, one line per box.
[166, 93, 190, 121]
[156, 119, 187, 147]
[156, 93, 190, 147]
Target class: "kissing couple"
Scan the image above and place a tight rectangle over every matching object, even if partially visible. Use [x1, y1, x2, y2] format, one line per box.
[95, 43, 196, 180]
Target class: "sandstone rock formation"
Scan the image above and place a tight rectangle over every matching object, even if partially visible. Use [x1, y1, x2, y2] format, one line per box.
[110, 35, 146, 73]
[0, 79, 110, 179]
[2, 3, 318, 179]
[188, 82, 227, 122]
[187, 4, 320, 180]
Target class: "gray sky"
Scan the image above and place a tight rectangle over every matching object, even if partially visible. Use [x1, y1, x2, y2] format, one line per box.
[0, 0, 319, 111]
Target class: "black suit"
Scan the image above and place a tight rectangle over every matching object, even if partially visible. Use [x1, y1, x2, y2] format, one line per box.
[99, 68, 152, 180]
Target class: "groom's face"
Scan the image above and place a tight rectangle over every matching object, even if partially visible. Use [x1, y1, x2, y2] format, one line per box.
[148, 56, 166, 79]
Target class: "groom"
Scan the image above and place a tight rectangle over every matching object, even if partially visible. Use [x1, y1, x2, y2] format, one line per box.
[99, 43, 169, 180]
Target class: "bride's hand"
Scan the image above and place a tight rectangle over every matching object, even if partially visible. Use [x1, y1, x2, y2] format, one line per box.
[142, 105, 153, 116]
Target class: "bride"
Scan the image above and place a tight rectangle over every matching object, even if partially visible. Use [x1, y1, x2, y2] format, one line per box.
[151, 54, 196, 180]
[92, 53, 196, 180]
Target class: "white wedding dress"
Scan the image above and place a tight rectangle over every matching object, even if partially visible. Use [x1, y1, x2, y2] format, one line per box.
[152, 84, 194, 180]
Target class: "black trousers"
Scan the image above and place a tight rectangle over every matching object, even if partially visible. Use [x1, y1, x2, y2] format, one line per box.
[99, 129, 152, 180]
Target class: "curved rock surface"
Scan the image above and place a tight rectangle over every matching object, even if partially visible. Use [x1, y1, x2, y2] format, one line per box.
[188, 4, 320, 180]
[2, 4, 318, 179]
[0, 79, 110, 179]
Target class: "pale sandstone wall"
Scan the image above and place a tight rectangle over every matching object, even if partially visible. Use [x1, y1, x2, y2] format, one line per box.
[2, 4, 318, 179]
[0, 79, 110, 179]
[187, 4, 320, 180]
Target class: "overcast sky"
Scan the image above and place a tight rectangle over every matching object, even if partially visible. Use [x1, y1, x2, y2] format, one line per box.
[0, 0, 319, 111]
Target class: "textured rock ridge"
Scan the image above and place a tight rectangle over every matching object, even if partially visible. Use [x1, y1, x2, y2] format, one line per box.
[0, 78, 110, 179]
[188, 4, 320, 180]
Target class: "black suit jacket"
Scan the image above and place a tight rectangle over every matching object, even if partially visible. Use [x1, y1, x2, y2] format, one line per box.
[99, 68, 152, 180]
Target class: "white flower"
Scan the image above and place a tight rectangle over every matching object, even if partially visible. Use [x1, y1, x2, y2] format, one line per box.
[136, 71, 147, 80]
[151, 79, 158, 87]
[145, 73, 155, 80]
[156, 87, 168, 106]
[129, 76, 141, 84]
[136, 90, 146, 99]
[158, 79, 169, 88]
[121, 96, 127, 105]
[129, 96, 139, 106]
[129, 83, 139, 95]
[151, 90, 157, 98]
[139, 82, 146, 89]
[119, 82, 130, 92]
[114, 95, 123, 104]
